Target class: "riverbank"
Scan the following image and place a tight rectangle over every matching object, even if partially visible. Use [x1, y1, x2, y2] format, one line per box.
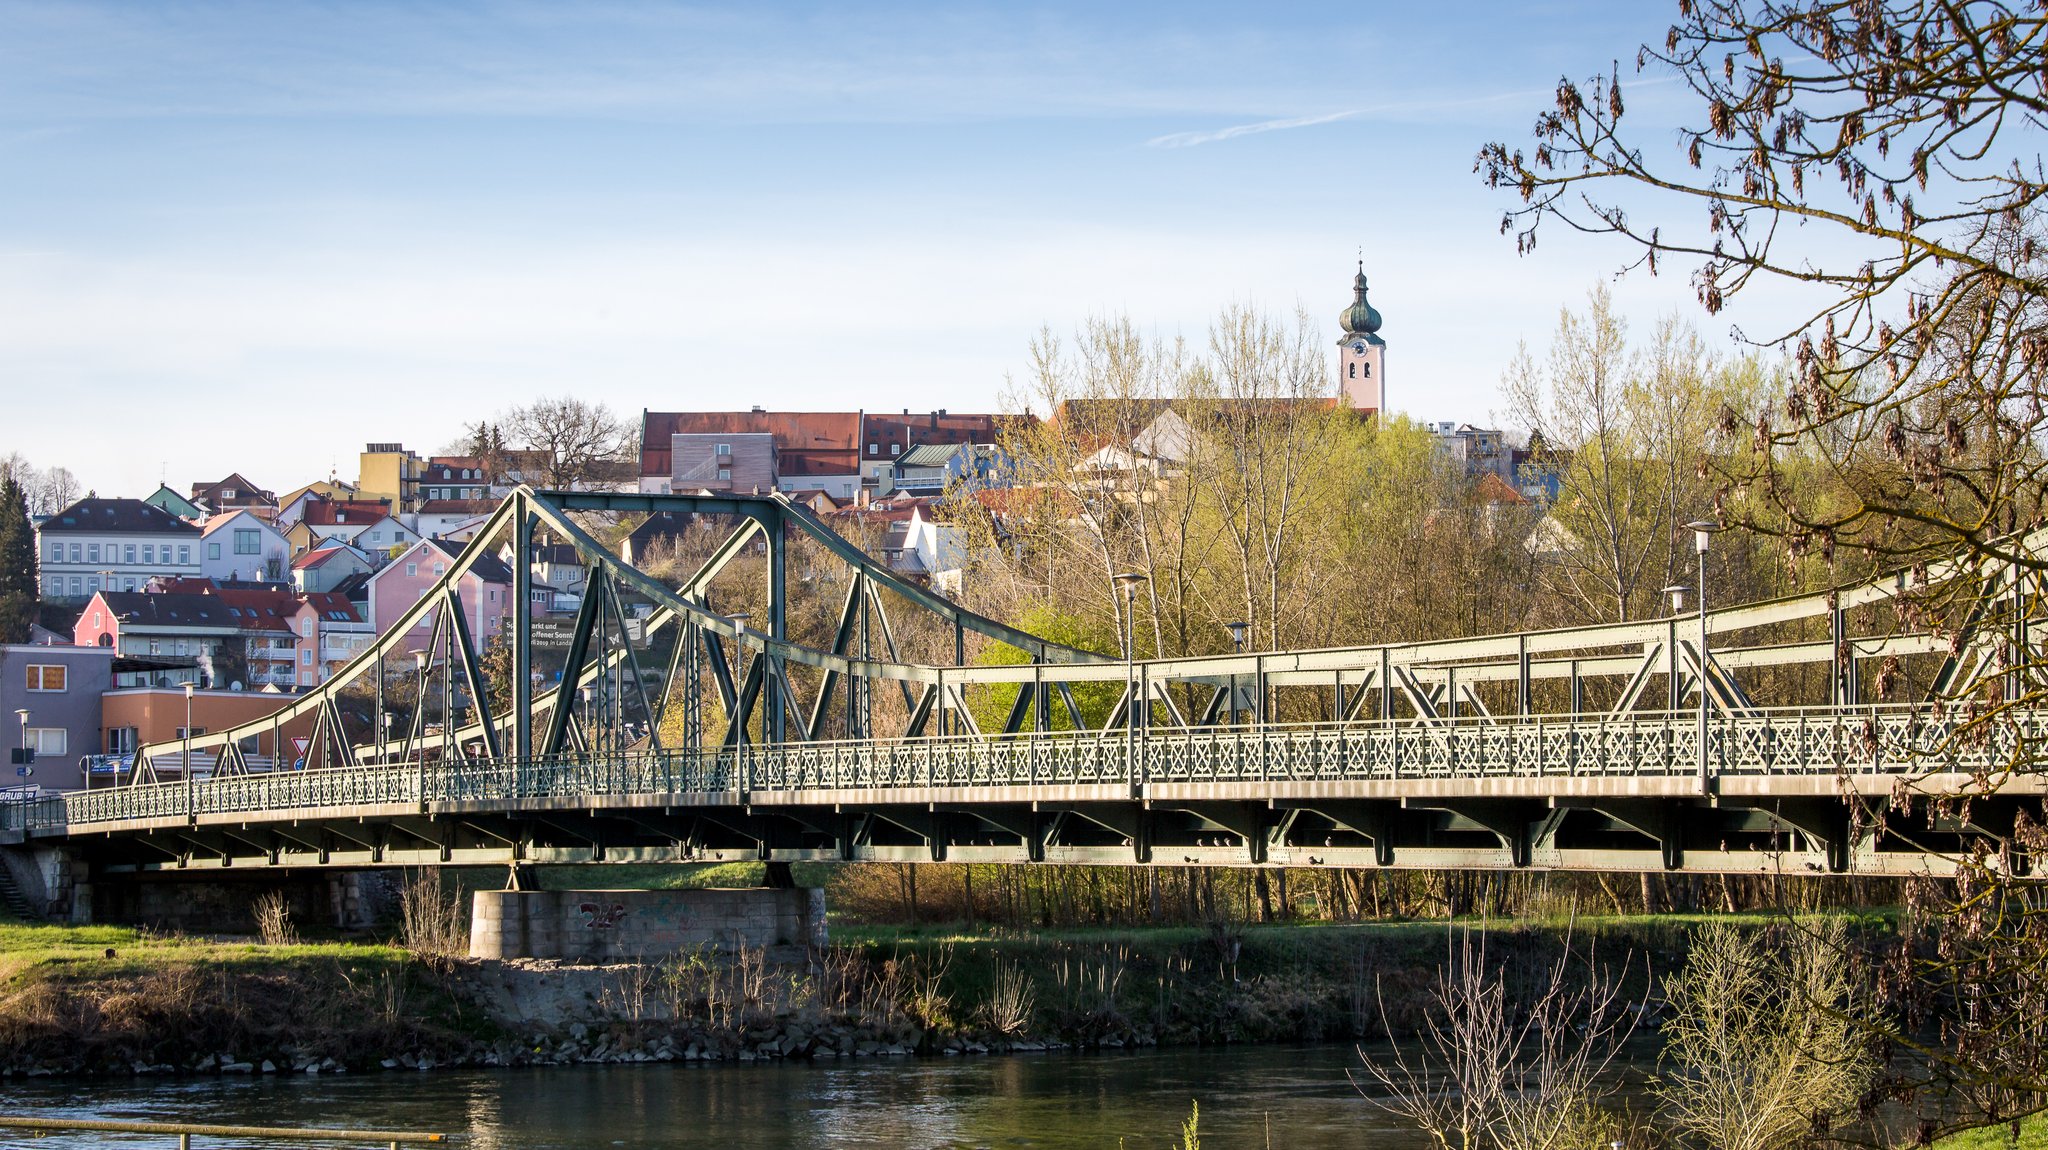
[0, 911, 1765, 1080]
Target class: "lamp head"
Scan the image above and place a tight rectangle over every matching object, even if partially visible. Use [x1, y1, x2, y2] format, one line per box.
[1661, 583, 1692, 613]
[13, 708, 26, 724]
[1685, 518, 1719, 555]
[183, 681, 195, 699]
[1112, 571, 1148, 596]
[413, 649, 429, 671]
[1224, 620, 1250, 649]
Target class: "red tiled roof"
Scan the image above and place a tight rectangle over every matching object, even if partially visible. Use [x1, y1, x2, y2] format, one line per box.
[301, 500, 394, 526]
[291, 544, 362, 570]
[641, 410, 861, 479]
[300, 591, 362, 623]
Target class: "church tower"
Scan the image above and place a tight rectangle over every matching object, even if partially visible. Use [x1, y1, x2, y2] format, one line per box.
[1337, 262, 1385, 414]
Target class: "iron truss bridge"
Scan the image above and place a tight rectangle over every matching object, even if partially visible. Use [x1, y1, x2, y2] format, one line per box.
[6, 488, 2046, 878]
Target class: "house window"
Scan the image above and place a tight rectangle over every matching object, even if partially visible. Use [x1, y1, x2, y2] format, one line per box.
[87, 544, 99, 562]
[208, 542, 221, 560]
[124, 545, 135, 563]
[25, 665, 66, 692]
[406, 563, 417, 577]
[301, 618, 313, 638]
[716, 443, 731, 455]
[222, 488, 237, 499]
[301, 649, 312, 665]
[27, 728, 65, 756]
[68, 577, 80, 596]
[717, 468, 731, 481]
[234, 529, 260, 555]
[890, 444, 901, 455]
[44, 541, 58, 562]
[86, 577, 98, 593]
[142, 545, 153, 563]
[432, 563, 445, 576]
[68, 543, 81, 562]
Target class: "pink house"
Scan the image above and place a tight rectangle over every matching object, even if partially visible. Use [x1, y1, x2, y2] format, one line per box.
[367, 537, 515, 654]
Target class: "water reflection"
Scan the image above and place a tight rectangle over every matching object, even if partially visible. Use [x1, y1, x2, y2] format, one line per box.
[0, 1045, 1457, 1149]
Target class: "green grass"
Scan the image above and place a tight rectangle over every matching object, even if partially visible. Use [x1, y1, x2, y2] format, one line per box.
[0, 919, 411, 985]
[1936, 1114, 2048, 1150]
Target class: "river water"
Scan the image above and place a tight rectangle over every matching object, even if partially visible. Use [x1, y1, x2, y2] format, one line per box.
[0, 1044, 1466, 1148]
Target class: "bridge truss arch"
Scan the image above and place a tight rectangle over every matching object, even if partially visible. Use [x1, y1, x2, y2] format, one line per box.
[12, 488, 2048, 879]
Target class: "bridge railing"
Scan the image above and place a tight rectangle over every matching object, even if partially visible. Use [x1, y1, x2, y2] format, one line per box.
[41, 704, 2045, 832]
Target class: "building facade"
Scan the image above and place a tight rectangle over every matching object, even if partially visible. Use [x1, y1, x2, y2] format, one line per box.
[366, 537, 515, 655]
[0, 644, 114, 791]
[198, 510, 290, 583]
[36, 498, 203, 603]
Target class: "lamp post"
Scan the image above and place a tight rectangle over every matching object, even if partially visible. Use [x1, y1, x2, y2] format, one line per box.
[1113, 573, 1148, 790]
[182, 681, 195, 812]
[1685, 519, 1719, 793]
[412, 649, 429, 798]
[13, 708, 28, 785]
[1224, 621, 1250, 726]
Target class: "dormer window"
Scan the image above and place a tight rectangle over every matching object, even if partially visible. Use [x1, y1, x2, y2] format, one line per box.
[223, 489, 236, 498]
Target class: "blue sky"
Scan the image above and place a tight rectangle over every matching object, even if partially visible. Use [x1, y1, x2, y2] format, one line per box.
[0, 1, 1749, 496]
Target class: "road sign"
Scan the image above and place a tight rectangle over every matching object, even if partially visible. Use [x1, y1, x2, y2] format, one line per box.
[13, 766, 30, 778]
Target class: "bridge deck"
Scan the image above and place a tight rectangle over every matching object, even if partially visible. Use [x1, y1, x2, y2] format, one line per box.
[9, 706, 2041, 878]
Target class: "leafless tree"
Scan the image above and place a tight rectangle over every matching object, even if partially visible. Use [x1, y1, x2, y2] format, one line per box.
[1357, 927, 1639, 1150]
[1655, 919, 1873, 1150]
[1479, 1, 2048, 1123]
[504, 396, 634, 490]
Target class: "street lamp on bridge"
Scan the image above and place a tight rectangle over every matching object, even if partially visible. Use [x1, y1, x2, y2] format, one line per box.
[1686, 519, 1721, 794]
[182, 681, 195, 808]
[1113, 573, 1149, 792]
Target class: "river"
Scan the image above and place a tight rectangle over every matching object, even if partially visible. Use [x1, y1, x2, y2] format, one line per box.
[0, 1044, 1479, 1148]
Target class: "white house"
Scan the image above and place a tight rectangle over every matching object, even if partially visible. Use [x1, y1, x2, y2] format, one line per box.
[290, 541, 377, 594]
[35, 498, 203, 603]
[198, 510, 290, 584]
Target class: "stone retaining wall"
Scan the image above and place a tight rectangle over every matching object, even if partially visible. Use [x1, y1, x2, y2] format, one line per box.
[469, 887, 827, 961]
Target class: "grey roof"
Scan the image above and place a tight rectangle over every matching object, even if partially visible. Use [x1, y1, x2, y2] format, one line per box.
[42, 498, 201, 536]
[98, 592, 242, 631]
[425, 536, 516, 585]
[897, 443, 963, 469]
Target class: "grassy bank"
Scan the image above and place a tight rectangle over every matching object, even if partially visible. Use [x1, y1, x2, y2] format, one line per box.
[0, 920, 490, 1076]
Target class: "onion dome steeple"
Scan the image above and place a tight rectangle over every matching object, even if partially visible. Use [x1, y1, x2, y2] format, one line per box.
[1340, 260, 1383, 338]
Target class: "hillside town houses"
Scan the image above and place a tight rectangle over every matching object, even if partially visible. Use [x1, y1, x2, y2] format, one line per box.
[4, 264, 1558, 792]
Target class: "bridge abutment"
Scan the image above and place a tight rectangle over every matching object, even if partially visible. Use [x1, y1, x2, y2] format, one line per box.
[469, 886, 827, 962]
[0, 845, 90, 922]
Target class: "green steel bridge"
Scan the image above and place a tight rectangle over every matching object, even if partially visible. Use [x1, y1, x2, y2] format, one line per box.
[3, 488, 2042, 879]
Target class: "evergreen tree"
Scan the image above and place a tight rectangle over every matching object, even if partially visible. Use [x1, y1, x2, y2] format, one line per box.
[0, 476, 37, 643]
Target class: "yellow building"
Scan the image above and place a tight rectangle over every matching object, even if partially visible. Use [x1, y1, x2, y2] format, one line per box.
[356, 443, 423, 512]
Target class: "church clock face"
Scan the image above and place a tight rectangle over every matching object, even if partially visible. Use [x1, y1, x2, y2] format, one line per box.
[1350, 342, 1365, 354]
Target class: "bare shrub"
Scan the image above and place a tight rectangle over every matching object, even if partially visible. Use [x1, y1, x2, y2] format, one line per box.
[251, 891, 298, 947]
[980, 957, 1036, 1037]
[398, 870, 468, 963]
[1357, 927, 1638, 1150]
[1656, 919, 1873, 1150]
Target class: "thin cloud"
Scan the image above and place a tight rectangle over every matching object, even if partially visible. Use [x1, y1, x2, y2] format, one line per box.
[1147, 110, 1357, 149]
